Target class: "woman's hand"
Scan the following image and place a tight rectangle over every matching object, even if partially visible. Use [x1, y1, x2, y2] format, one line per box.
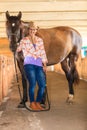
[43, 65, 47, 73]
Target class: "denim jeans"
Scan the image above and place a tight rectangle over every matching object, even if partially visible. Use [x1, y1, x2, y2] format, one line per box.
[24, 64, 46, 102]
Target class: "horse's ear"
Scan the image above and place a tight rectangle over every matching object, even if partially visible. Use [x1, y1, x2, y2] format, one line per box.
[17, 11, 22, 20]
[6, 11, 10, 20]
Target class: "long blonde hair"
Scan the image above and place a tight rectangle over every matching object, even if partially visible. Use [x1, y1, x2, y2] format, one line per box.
[28, 21, 39, 30]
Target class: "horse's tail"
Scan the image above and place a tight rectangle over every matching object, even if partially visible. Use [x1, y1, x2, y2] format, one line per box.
[70, 29, 82, 85]
[71, 29, 82, 55]
[68, 53, 80, 85]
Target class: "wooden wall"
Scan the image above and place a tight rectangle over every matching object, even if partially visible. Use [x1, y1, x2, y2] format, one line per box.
[0, 0, 87, 38]
[0, 55, 15, 104]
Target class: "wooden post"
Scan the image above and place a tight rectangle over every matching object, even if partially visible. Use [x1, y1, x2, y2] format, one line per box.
[2, 56, 8, 97]
[0, 56, 3, 104]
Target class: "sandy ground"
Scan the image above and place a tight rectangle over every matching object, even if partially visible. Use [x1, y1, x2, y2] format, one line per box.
[0, 71, 87, 130]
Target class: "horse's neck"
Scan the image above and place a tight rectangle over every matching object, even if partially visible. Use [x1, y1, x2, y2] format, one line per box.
[17, 28, 25, 43]
[19, 28, 24, 40]
[21, 25, 29, 37]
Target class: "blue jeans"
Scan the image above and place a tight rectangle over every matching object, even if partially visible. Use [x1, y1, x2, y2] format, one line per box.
[24, 64, 46, 102]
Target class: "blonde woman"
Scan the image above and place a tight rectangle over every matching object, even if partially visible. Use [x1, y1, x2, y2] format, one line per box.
[17, 22, 48, 110]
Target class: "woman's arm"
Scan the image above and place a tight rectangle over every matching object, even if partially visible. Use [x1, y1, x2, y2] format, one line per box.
[39, 38, 48, 72]
[40, 39, 48, 63]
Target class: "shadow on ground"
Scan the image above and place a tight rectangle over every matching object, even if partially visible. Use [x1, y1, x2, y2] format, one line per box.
[0, 72, 87, 130]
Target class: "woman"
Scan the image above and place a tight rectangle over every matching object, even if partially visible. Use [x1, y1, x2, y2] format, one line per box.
[17, 21, 48, 110]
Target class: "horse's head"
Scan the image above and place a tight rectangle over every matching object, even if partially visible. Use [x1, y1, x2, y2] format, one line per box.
[6, 11, 22, 52]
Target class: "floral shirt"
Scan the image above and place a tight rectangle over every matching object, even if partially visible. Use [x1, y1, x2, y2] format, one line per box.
[17, 36, 48, 66]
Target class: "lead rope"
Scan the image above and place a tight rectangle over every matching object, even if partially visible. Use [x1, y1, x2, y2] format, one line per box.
[13, 53, 50, 112]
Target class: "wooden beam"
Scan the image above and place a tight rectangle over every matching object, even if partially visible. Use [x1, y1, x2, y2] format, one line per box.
[0, 1, 87, 12]
[0, 0, 86, 2]
[1, 12, 87, 21]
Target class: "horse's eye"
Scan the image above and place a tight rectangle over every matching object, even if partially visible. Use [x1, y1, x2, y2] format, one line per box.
[12, 23, 15, 27]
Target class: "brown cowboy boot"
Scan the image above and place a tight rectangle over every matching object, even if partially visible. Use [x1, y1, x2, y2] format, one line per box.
[35, 102, 44, 110]
[30, 102, 39, 110]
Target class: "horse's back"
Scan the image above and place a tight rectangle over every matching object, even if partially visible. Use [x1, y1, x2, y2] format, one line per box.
[36, 26, 82, 65]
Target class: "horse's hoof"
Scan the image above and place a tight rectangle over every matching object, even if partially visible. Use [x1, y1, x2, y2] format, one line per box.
[40, 103, 46, 108]
[66, 98, 73, 104]
[66, 95, 74, 104]
[17, 101, 25, 108]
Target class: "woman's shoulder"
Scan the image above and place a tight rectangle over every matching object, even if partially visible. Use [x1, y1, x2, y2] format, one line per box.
[20, 37, 30, 46]
[22, 36, 29, 40]
[20, 37, 29, 42]
[36, 36, 43, 42]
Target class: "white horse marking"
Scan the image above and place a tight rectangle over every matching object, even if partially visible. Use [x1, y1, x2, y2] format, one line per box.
[12, 23, 15, 27]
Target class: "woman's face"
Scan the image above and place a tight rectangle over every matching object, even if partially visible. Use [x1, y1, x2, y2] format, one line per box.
[29, 27, 37, 36]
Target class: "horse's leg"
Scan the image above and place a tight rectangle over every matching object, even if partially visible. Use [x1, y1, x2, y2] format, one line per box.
[21, 73, 28, 103]
[61, 58, 74, 103]
[18, 69, 28, 107]
[17, 58, 28, 107]
[40, 88, 47, 106]
[61, 53, 79, 104]
[40, 72, 47, 106]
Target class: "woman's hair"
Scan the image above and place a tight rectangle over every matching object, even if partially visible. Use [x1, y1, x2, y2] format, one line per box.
[28, 21, 39, 30]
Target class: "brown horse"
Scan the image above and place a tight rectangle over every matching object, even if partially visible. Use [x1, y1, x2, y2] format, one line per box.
[5, 11, 82, 106]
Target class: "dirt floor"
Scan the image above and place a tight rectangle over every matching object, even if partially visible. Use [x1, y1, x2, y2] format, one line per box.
[0, 71, 87, 130]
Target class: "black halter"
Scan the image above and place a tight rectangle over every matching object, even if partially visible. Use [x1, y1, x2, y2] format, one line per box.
[7, 28, 22, 43]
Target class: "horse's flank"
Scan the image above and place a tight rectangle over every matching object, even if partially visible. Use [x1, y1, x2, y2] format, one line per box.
[36, 26, 82, 65]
